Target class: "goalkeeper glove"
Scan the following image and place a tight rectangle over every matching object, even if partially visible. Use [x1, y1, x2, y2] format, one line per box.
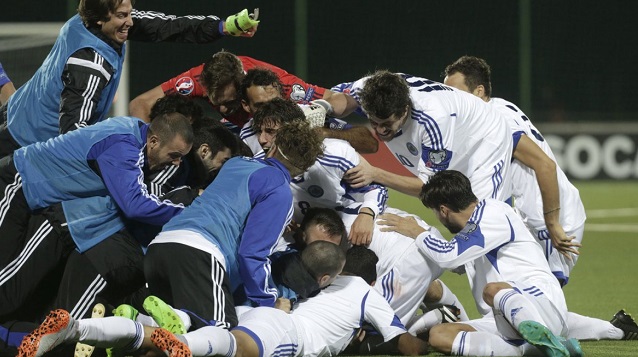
[310, 99, 334, 116]
[224, 8, 260, 36]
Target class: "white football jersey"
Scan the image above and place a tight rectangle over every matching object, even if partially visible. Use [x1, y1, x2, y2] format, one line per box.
[291, 275, 405, 357]
[342, 207, 444, 325]
[290, 138, 388, 223]
[239, 118, 263, 156]
[344, 74, 514, 201]
[490, 97, 586, 233]
[240, 103, 325, 158]
[414, 199, 566, 317]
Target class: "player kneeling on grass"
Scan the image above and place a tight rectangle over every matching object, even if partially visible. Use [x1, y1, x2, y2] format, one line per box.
[379, 170, 583, 357]
[17, 241, 427, 357]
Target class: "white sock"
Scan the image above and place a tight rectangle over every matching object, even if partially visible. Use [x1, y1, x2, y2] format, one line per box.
[407, 309, 442, 335]
[136, 309, 192, 331]
[77, 317, 144, 351]
[493, 288, 544, 329]
[135, 313, 158, 327]
[451, 331, 523, 356]
[175, 309, 192, 331]
[567, 312, 623, 340]
[183, 325, 237, 357]
[428, 280, 470, 321]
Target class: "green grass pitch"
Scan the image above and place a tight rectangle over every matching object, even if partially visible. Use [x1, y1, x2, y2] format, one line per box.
[381, 181, 638, 356]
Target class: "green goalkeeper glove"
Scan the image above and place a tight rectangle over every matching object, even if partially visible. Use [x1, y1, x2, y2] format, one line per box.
[224, 8, 260, 36]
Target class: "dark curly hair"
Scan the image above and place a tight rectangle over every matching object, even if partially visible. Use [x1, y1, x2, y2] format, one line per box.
[240, 68, 284, 101]
[275, 119, 324, 172]
[420, 170, 477, 212]
[149, 95, 203, 123]
[360, 70, 411, 120]
[252, 97, 304, 130]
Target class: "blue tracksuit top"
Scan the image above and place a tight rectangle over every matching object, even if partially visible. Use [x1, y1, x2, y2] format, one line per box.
[13, 117, 183, 246]
[7, 14, 123, 146]
[162, 156, 294, 307]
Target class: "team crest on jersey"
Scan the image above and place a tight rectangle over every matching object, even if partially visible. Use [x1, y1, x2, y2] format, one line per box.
[307, 185, 324, 198]
[456, 222, 478, 241]
[290, 84, 307, 101]
[424, 148, 453, 170]
[406, 142, 418, 156]
[175, 77, 194, 95]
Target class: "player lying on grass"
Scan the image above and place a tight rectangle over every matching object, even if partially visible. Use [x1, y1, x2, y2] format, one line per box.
[17, 241, 428, 357]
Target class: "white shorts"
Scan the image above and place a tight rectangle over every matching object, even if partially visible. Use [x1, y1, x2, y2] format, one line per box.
[463, 280, 568, 340]
[234, 307, 302, 357]
[373, 246, 441, 325]
[532, 224, 585, 283]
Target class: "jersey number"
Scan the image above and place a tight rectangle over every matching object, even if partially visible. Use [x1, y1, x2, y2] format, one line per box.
[298, 201, 311, 215]
[395, 154, 415, 168]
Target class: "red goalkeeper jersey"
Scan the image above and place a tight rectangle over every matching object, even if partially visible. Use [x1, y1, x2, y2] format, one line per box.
[160, 56, 326, 126]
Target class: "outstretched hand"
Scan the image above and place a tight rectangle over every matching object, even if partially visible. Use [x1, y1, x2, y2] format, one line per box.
[344, 155, 375, 188]
[377, 213, 427, 239]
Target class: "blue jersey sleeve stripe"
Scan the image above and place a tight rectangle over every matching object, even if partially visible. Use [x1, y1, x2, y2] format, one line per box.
[413, 110, 444, 150]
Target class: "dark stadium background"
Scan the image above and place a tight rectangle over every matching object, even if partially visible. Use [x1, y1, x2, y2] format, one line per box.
[3, 0, 637, 123]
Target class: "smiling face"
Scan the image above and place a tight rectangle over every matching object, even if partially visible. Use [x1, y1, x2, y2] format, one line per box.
[199, 145, 232, 173]
[242, 84, 283, 116]
[368, 109, 409, 142]
[146, 134, 192, 172]
[97, 0, 133, 44]
[208, 83, 242, 117]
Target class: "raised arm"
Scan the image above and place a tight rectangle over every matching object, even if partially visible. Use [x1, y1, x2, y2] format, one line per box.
[129, 8, 259, 43]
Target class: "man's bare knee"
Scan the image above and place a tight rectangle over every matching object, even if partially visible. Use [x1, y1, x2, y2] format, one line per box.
[424, 279, 443, 304]
[482, 282, 512, 307]
[429, 323, 475, 354]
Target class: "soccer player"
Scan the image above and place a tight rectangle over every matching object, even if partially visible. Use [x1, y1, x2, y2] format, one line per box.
[443, 55, 637, 342]
[299, 207, 469, 349]
[16, 241, 428, 357]
[129, 51, 377, 153]
[336, 70, 514, 200]
[379, 170, 582, 357]
[0, 0, 258, 157]
[341, 208, 468, 327]
[443, 55, 585, 283]
[337, 70, 578, 255]
[0, 113, 192, 321]
[143, 100, 324, 331]
[239, 76, 388, 245]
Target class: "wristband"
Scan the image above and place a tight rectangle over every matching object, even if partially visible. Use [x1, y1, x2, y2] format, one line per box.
[358, 211, 375, 218]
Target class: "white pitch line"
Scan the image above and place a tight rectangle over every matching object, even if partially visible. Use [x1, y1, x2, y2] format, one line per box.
[585, 208, 638, 219]
[585, 223, 638, 233]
